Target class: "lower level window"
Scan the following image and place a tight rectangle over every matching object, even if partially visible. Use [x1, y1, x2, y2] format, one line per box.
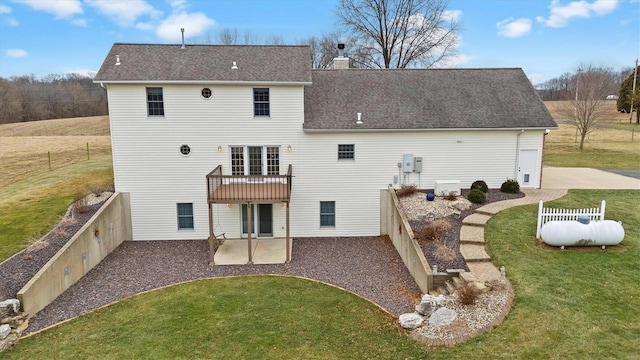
[177, 203, 194, 230]
[320, 201, 335, 228]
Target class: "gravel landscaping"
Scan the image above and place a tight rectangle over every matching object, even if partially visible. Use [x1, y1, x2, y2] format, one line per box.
[397, 189, 524, 271]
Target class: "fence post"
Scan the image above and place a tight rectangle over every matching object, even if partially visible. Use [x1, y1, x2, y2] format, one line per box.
[86, 142, 90, 160]
[536, 200, 543, 239]
[600, 200, 606, 221]
[48, 151, 52, 171]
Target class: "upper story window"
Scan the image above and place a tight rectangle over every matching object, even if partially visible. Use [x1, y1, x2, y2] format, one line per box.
[338, 144, 355, 160]
[253, 88, 270, 116]
[146, 87, 164, 116]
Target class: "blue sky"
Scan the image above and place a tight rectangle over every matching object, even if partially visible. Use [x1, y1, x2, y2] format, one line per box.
[0, 0, 638, 84]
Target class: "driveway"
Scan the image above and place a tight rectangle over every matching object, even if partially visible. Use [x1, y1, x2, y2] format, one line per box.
[541, 167, 640, 190]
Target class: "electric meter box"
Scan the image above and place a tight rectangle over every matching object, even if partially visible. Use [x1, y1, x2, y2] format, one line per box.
[413, 157, 423, 173]
[403, 154, 414, 172]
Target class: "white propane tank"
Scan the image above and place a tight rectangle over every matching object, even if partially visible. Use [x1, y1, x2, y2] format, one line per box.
[540, 220, 625, 247]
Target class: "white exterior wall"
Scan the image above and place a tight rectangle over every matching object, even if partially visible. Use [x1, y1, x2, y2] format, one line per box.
[107, 83, 546, 240]
[107, 83, 304, 240]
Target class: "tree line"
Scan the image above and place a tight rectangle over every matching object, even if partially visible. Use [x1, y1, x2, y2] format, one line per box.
[0, 73, 108, 124]
[536, 67, 632, 101]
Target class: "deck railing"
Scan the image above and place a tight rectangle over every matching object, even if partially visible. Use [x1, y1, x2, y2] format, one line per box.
[206, 164, 292, 203]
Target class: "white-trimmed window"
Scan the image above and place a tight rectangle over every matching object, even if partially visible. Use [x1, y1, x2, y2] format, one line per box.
[177, 203, 194, 230]
[146, 87, 164, 116]
[320, 201, 335, 228]
[230, 146, 280, 175]
[253, 88, 270, 116]
[338, 144, 355, 160]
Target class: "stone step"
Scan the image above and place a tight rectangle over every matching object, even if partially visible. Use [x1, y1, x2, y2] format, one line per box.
[467, 262, 502, 283]
[460, 244, 492, 262]
[462, 213, 492, 227]
[451, 275, 465, 287]
[459, 225, 485, 244]
[445, 281, 457, 295]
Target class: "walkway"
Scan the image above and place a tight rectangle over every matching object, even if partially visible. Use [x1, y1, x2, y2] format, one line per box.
[542, 167, 640, 189]
[459, 189, 568, 283]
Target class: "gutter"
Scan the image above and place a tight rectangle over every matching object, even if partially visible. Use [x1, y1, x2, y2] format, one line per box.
[302, 126, 557, 133]
[92, 80, 312, 86]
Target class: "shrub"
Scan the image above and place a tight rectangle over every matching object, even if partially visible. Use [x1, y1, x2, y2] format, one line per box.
[396, 184, 419, 198]
[74, 192, 90, 214]
[86, 182, 115, 196]
[470, 180, 488, 193]
[414, 219, 451, 242]
[457, 280, 482, 305]
[444, 191, 458, 201]
[467, 189, 486, 204]
[500, 178, 520, 193]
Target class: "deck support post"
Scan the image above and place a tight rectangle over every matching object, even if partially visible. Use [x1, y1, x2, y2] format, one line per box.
[247, 202, 253, 264]
[208, 203, 214, 264]
[286, 202, 291, 262]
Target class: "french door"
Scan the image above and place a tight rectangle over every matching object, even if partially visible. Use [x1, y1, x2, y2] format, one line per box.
[241, 204, 273, 237]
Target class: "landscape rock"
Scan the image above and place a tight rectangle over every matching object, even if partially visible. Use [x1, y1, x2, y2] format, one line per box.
[0, 333, 19, 352]
[415, 301, 435, 316]
[428, 307, 457, 327]
[421, 294, 445, 306]
[0, 299, 20, 318]
[0, 324, 10, 340]
[399, 313, 424, 329]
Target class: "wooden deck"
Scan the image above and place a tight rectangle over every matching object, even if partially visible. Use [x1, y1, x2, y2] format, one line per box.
[206, 164, 292, 204]
[208, 182, 291, 203]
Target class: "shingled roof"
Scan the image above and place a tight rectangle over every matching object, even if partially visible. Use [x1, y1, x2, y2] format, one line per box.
[94, 43, 312, 83]
[303, 68, 557, 130]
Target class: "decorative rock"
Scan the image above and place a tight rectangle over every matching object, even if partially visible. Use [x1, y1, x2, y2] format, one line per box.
[500, 266, 506, 280]
[0, 299, 20, 318]
[399, 313, 424, 329]
[415, 301, 435, 316]
[428, 307, 457, 327]
[0, 333, 19, 352]
[0, 325, 10, 340]
[421, 294, 445, 306]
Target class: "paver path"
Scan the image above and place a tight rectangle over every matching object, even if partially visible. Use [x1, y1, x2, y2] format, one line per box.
[459, 189, 568, 283]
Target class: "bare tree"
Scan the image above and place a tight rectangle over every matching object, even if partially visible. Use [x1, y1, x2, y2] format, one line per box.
[217, 28, 239, 45]
[336, 0, 460, 68]
[560, 65, 613, 151]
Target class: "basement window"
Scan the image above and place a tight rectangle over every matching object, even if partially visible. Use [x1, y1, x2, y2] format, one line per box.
[177, 203, 194, 230]
[320, 201, 335, 228]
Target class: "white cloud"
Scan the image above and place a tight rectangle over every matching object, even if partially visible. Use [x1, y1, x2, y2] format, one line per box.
[528, 73, 545, 85]
[63, 68, 97, 77]
[156, 12, 215, 41]
[0, 4, 11, 14]
[442, 9, 462, 22]
[85, 0, 161, 27]
[432, 53, 471, 68]
[71, 18, 87, 26]
[497, 17, 533, 37]
[7, 49, 28, 58]
[536, 0, 619, 28]
[7, 18, 19, 26]
[170, 0, 188, 12]
[13, 0, 82, 19]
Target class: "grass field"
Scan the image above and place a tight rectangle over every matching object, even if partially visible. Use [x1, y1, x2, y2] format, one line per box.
[0, 116, 113, 261]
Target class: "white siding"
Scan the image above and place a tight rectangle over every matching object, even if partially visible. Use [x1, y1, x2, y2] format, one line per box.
[107, 83, 546, 240]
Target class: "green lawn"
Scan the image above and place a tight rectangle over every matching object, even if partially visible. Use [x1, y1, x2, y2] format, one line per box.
[0, 154, 113, 262]
[6, 276, 430, 360]
[6, 190, 639, 359]
[544, 143, 640, 169]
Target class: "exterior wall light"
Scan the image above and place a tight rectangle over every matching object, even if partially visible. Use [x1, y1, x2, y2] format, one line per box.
[217, 145, 223, 152]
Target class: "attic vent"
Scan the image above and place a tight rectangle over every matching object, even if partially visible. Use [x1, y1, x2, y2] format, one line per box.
[115, 55, 120, 66]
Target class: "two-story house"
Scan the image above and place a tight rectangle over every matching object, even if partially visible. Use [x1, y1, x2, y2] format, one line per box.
[94, 43, 557, 262]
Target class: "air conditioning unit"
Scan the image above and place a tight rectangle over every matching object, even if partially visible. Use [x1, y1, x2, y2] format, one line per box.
[435, 180, 461, 196]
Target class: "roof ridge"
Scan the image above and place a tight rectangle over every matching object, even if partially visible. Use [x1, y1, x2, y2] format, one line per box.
[111, 42, 310, 48]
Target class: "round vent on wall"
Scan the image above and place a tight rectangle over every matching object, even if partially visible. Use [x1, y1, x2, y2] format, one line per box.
[180, 144, 191, 156]
[201, 88, 212, 99]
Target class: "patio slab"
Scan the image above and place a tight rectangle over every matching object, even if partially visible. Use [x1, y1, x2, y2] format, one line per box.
[213, 238, 290, 265]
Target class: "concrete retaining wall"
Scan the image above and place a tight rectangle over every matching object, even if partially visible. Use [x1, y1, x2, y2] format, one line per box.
[18, 192, 131, 316]
[380, 189, 433, 294]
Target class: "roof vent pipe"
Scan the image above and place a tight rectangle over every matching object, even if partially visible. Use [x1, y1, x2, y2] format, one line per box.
[115, 55, 120, 65]
[356, 112, 363, 125]
[231, 61, 238, 70]
[180, 28, 185, 49]
[338, 43, 345, 57]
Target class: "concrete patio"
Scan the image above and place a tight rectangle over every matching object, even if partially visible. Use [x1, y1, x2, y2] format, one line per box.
[213, 238, 291, 265]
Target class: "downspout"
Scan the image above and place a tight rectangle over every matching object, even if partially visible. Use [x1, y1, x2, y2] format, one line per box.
[514, 129, 524, 180]
[540, 129, 550, 188]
